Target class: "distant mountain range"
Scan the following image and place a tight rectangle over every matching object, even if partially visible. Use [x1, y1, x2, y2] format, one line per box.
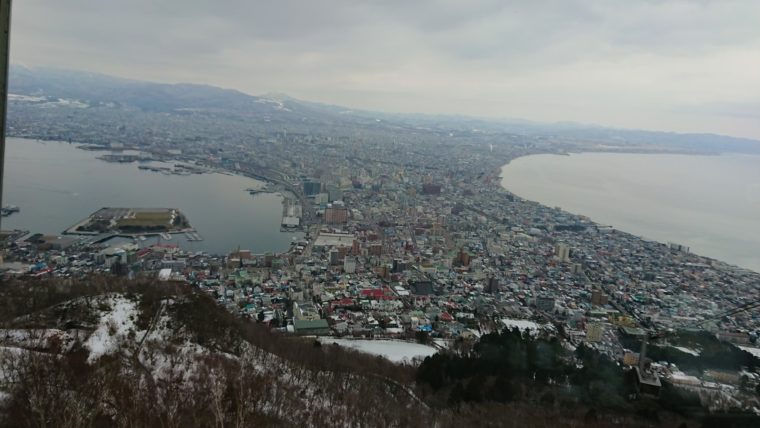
[8, 65, 760, 153]
[9, 65, 337, 119]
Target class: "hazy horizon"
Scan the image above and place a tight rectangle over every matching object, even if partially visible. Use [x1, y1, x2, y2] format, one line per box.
[9, 0, 760, 140]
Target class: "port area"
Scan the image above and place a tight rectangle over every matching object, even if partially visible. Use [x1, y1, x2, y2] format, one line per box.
[63, 207, 195, 238]
[138, 163, 211, 176]
[245, 183, 303, 231]
[1, 205, 20, 217]
[281, 192, 302, 230]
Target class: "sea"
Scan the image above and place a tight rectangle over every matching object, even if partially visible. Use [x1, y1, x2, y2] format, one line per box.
[500, 152, 760, 273]
[1, 138, 302, 254]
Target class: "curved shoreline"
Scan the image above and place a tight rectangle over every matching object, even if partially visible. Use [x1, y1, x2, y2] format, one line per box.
[496, 151, 759, 273]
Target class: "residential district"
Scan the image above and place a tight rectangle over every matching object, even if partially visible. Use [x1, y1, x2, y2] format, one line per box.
[2, 130, 760, 413]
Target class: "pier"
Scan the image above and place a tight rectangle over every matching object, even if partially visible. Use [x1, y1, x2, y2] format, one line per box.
[281, 192, 303, 229]
[1, 205, 19, 217]
[184, 231, 204, 241]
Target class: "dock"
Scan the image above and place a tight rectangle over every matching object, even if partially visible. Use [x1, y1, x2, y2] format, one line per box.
[281, 193, 303, 229]
[1, 205, 19, 217]
[184, 231, 204, 241]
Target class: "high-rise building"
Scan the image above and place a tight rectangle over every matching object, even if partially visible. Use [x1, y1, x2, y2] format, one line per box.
[555, 243, 570, 262]
[329, 249, 340, 265]
[536, 296, 556, 312]
[303, 180, 322, 196]
[343, 257, 356, 273]
[314, 193, 329, 205]
[591, 290, 608, 306]
[486, 276, 499, 293]
[668, 242, 690, 253]
[392, 259, 407, 273]
[455, 248, 471, 266]
[586, 322, 604, 342]
[368, 243, 383, 256]
[326, 184, 343, 202]
[324, 203, 348, 224]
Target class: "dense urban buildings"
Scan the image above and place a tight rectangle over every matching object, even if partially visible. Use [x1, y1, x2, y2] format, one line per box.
[2, 69, 760, 417]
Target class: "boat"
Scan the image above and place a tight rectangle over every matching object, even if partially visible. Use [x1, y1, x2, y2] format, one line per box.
[160, 232, 172, 240]
[138, 235, 147, 241]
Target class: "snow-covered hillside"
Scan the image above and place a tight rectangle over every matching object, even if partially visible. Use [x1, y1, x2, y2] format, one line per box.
[0, 290, 426, 427]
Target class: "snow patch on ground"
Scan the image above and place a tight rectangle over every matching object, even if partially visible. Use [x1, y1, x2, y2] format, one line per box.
[433, 338, 450, 349]
[137, 299, 216, 382]
[0, 329, 80, 352]
[256, 98, 292, 112]
[11, 94, 89, 108]
[52, 98, 89, 108]
[500, 318, 553, 336]
[673, 346, 701, 356]
[8, 94, 46, 102]
[84, 295, 138, 363]
[738, 346, 760, 358]
[317, 338, 437, 363]
[0, 346, 57, 387]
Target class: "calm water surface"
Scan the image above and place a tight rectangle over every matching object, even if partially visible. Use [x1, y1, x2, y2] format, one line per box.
[2, 138, 301, 254]
[500, 152, 760, 272]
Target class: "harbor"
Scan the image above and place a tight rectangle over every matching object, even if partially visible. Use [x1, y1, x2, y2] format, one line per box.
[1, 138, 303, 255]
[244, 184, 303, 231]
[281, 192, 302, 230]
[138, 163, 210, 176]
[63, 207, 194, 237]
[1, 205, 19, 217]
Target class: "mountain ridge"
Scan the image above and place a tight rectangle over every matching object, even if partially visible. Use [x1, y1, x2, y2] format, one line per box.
[9, 64, 760, 153]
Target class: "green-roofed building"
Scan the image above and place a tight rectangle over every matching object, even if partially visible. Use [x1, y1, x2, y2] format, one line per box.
[620, 326, 647, 338]
[293, 319, 330, 336]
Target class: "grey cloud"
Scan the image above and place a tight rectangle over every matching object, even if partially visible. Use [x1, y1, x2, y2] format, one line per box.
[678, 102, 760, 119]
[8, 0, 760, 139]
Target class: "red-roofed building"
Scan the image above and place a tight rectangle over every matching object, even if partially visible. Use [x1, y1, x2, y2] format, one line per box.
[359, 287, 396, 300]
[136, 248, 152, 258]
[329, 297, 358, 312]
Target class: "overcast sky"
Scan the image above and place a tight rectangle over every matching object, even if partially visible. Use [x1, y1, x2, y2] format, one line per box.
[9, 0, 760, 139]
